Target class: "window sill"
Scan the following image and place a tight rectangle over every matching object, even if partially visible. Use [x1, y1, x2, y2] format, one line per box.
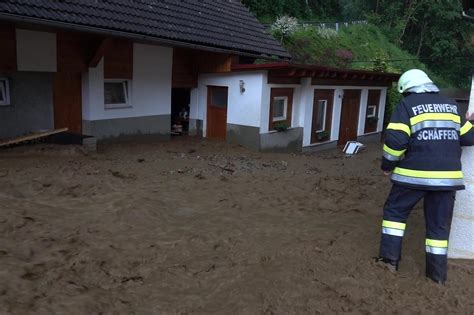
[104, 104, 132, 110]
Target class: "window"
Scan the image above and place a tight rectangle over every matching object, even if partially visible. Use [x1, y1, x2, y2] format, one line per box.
[210, 87, 228, 108]
[272, 96, 288, 121]
[366, 105, 377, 118]
[104, 80, 130, 109]
[316, 100, 327, 132]
[0, 78, 10, 106]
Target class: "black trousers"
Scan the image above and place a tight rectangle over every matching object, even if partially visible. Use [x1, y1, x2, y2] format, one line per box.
[378, 185, 455, 282]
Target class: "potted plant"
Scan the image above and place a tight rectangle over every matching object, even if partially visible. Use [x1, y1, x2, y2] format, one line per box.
[316, 130, 330, 141]
[368, 116, 379, 125]
[275, 122, 290, 132]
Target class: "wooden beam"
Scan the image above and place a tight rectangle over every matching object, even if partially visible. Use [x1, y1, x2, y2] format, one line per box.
[89, 38, 111, 67]
[0, 128, 68, 147]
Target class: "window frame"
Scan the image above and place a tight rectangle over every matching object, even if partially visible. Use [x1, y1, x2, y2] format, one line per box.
[272, 96, 288, 122]
[366, 105, 377, 118]
[104, 79, 131, 109]
[316, 99, 328, 132]
[0, 78, 11, 106]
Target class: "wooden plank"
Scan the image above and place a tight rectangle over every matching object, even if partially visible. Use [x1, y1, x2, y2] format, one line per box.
[0, 128, 68, 147]
[0, 24, 17, 71]
[89, 38, 112, 68]
[54, 72, 82, 133]
[104, 39, 133, 79]
[58, 31, 101, 73]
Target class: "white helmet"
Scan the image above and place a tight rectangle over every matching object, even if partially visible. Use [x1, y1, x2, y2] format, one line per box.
[397, 69, 433, 94]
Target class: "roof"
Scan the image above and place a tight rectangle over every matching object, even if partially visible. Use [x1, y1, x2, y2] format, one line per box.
[0, 0, 290, 58]
[232, 62, 400, 82]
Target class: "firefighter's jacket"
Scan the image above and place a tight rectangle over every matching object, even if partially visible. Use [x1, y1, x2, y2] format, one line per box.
[382, 92, 474, 190]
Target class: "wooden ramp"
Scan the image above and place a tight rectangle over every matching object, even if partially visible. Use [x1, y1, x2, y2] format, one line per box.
[0, 128, 68, 148]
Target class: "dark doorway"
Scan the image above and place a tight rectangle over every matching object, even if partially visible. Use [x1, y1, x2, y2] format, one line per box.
[171, 88, 191, 135]
[338, 89, 361, 145]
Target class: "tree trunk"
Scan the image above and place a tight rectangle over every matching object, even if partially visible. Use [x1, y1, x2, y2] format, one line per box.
[416, 18, 426, 57]
[399, 0, 416, 43]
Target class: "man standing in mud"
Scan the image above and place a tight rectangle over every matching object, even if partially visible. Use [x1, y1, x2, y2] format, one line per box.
[376, 69, 474, 284]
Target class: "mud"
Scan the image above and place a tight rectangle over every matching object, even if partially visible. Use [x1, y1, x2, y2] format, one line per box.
[0, 138, 473, 314]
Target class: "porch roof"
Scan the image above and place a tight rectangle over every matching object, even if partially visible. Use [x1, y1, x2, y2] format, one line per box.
[232, 63, 400, 85]
[0, 0, 290, 59]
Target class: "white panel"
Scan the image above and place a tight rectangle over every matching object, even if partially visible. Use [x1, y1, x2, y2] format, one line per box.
[358, 89, 369, 136]
[16, 29, 57, 72]
[332, 89, 343, 141]
[449, 75, 474, 259]
[300, 78, 313, 147]
[377, 88, 387, 132]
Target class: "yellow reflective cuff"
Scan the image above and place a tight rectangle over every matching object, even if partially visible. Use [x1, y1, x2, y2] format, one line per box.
[426, 239, 448, 248]
[382, 220, 406, 230]
[410, 113, 461, 125]
[387, 123, 411, 136]
[393, 168, 463, 179]
[460, 121, 473, 136]
[383, 144, 406, 157]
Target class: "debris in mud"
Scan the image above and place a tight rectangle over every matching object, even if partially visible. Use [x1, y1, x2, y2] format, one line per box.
[108, 170, 137, 180]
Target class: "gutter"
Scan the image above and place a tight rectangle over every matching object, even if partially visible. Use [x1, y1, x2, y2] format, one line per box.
[0, 12, 291, 60]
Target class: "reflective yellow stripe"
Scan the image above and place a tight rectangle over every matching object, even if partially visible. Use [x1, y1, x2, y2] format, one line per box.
[426, 239, 448, 248]
[383, 144, 406, 157]
[382, 220, 406, 230]
[460, 121, 473, 136]
[410, 113, 460, 125]
[393, 167, 463, 179]
[387, 123, 411, 136]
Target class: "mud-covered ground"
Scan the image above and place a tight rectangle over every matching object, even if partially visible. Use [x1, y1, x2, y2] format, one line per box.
[0, 137, 473, 314]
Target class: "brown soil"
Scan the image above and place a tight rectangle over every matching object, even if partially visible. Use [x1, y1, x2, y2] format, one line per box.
[0, 138, 473, 314]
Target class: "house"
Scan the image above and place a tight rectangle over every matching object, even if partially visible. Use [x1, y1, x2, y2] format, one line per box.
[0, 0, 398, 152]
[0, 0, 288, 140]
[191, 63, 398, 152]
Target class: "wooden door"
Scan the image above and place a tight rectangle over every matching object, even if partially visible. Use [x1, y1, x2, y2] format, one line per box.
[207, 86, 228, 140]
[338, 89, 361, 145]
[311, 89, 334, 144]
[53, 72, 82, 133]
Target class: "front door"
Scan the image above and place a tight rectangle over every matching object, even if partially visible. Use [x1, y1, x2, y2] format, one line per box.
[338, 89, 361, 145]
[311, 89, 334, 144]
[206, 86, 228, 140]
[53, 72, 82, 133]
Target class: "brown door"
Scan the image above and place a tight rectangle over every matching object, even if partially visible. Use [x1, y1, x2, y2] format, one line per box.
[311, 89, 334, 144]
[207, 86, 228, 140]
[53, 72, 82, 133]
[338, 89, 361, 145]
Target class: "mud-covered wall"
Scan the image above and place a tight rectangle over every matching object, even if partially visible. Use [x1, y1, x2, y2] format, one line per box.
[0, 72, 54, 139]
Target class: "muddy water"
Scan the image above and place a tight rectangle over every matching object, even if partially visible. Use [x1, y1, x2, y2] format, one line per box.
[0, 138, 473, 314]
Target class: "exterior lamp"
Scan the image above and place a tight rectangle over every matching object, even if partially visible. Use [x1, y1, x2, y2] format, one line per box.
[239, 80, 245, 94]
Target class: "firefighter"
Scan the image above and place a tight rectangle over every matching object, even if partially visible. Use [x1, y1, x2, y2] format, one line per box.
[376, 69, 474, 284]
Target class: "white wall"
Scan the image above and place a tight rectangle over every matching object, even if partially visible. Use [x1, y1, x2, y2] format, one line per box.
[16, 29, 57, 72]
[192, 72, 265, 136]
[82, 43, 172, 121]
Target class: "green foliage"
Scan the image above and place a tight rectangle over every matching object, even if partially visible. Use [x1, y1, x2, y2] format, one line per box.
[242, 0, 473, 89]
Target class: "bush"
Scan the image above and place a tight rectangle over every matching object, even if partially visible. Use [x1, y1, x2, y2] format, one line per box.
[270, 15, 299, 41]
[316, 27, 338, 39]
